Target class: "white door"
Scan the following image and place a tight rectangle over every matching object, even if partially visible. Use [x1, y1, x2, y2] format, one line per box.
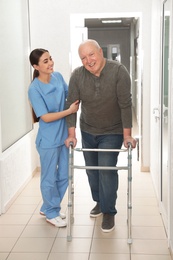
[150, 0, 171, 233]
[70, 22, 88, 71]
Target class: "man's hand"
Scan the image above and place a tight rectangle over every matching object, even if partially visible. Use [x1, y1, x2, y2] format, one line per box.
[123, 136, 136, 148]
[65, 136, 77, 148]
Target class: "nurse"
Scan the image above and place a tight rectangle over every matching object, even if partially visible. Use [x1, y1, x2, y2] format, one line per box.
[28, 48, 79, 227]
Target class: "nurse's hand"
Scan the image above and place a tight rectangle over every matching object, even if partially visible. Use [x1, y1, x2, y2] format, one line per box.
[69, 100, 80, 114]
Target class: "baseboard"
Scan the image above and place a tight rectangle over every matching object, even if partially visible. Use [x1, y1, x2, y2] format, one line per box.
[2, 167, 40, 214]
[140, 166, 150, 172]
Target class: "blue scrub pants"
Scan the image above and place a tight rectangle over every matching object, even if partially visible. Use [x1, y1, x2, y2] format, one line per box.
[37, 144, 68, 219]
[81, 131, 123, 216]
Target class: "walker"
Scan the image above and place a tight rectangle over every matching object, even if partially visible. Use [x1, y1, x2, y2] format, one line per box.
[67, 142, 133, 244]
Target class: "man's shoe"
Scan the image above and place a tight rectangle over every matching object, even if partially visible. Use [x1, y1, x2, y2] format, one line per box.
[46, 216, 67, 227]
[40, 211, 66, 219]
[90, 203, 102, 217]
[101, 213, 115, 232]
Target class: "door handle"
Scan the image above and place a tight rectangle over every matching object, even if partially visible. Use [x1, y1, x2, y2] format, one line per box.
[153, 107, 160, 121]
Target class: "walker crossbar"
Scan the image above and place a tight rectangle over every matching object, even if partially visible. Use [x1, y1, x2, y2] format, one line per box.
[67, 143, 133, 244]
[75, 148, 127, 152]
[71, 166, 128, 170]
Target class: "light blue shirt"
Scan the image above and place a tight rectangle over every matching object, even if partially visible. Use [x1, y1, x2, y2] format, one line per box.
[28, 72, 68, 148]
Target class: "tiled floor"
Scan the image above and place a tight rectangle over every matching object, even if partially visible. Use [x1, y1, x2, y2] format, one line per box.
[0, 138, 172, 259]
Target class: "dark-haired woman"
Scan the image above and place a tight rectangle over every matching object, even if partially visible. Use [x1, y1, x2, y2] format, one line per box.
[28, 48, 79, 227]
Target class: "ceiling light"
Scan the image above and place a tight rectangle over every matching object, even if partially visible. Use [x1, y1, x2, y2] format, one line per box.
[101, 20, 122, 24]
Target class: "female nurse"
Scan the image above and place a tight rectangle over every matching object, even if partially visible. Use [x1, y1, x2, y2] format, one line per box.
[28, 48, 79, 227]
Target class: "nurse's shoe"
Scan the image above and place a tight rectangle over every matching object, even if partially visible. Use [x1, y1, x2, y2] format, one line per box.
[59, 212, 66, 219]
[46, 216, 67, 227]
[40, 211, 66, 219]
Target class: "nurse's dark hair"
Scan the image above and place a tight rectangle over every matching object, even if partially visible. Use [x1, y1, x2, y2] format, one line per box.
[29, 48, 48, 80]
[29, 48, 48, 123]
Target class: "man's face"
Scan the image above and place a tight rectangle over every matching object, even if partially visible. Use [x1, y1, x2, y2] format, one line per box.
[79, 43, 104, 77]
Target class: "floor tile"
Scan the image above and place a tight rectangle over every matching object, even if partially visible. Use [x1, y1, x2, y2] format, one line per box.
[48, 252, 89, 260]
[27, 214, 49, 225]
[7, 253, 48, 260]
[132, 197, 158, 206]
[6, 204, 37, 214]
[0, 253, 9, 260]
[71, 214, 96, 226]
[132, 215, 163, 226]
[89, 254, 130, 260]
[20, 225, 58, 237]
[51, 237, 91, 253]
[73, 204, 94, 214]
[0, 214, 31, 225]
[13, 196, 41, 205]
[131, 255, 172, 260]
[132, 205, 160, 216]
[58, 225, 94, 238]
[20, 188, 41, 197]
[0, 225, 24, 238]
[12, 237, 54, 252]
[91, 238, 130, 254]
[131, 239, 170, 254]
[132, 226, 167, 239]
[0, 238, 18, 252]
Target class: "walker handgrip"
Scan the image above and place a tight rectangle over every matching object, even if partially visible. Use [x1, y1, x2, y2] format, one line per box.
[127, 142, 132, 148]
[69, 141, 74, 148]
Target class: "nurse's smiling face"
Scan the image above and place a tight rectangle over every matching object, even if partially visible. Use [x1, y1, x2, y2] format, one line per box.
[33, 52, 54, 76]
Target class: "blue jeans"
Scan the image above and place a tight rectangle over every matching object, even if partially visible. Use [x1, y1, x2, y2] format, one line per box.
[81, 131, 123, 215]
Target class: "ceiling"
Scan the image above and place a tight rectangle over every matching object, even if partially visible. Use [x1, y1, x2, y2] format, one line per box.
[85, 17, 135, 29]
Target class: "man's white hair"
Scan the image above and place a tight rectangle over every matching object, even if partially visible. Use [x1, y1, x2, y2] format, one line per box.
[78, 39, 101, 53]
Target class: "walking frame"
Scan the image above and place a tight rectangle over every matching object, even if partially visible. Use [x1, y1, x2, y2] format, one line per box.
[67, 142, 133, 244]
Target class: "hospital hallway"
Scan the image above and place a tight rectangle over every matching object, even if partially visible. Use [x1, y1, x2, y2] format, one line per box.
[0, 118, 172, 260]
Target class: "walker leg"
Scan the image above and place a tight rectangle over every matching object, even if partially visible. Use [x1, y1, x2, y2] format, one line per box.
[67, 144, 74, 242]
[127, 144, 132, 244]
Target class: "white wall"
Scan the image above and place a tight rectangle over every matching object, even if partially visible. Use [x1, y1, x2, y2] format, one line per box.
[167, 0, 173, 255]
[0, 0, 32, 151]
[0, 126, 39, 213]
[0, 0, 39, 214]
[150, 0, 162, 196]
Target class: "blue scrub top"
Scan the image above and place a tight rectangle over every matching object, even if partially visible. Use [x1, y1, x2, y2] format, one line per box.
[28, 72, 68, 148]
